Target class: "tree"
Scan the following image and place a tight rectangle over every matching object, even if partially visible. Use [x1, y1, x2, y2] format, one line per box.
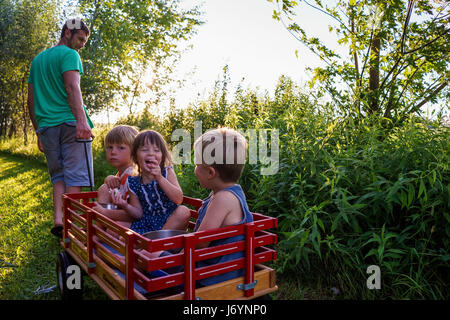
[269, 0, 449, 120]
[78, 0, 203, 116]
[0, 0, 61, 141]
[0, 0, 202, 139]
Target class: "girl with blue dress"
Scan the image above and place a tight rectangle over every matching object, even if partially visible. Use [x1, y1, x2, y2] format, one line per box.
[110, 130, 190, 234]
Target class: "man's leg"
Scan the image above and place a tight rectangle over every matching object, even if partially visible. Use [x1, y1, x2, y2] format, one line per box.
[52, 184, 82, 237]
[53, 180, 65, 226]
[53, 183, 81, 225]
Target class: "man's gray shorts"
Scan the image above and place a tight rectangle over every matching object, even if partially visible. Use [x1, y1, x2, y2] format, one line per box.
[37, 122, 94, 187]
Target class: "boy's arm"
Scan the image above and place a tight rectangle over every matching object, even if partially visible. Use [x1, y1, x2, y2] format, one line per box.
[195, 192, 234, 249]
[155, 167, 183, 204]
[92, 204, 136, 222]
[111, 192, 143, 221]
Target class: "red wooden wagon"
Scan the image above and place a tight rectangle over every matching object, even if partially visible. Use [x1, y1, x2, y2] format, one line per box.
[57, 191, 278, 300]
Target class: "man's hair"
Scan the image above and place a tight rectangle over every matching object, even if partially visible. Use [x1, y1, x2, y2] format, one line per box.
[131, 130, 173, 173]
[60, 18, 90, 39]
[194, 127, 248, 183]
[105, 125, 139, 149]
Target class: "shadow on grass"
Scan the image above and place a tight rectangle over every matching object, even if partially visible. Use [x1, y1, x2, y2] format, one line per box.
[0, 153, 108, 300]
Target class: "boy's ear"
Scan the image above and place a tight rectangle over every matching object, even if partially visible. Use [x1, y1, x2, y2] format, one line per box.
[207, 166, 217, 179]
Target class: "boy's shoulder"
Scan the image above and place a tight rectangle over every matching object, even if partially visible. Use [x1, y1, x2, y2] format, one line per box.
[213, 186, 242, 208]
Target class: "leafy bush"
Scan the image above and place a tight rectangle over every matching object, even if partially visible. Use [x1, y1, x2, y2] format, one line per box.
[2, 75, 448, 299]
[125, 76, 449, 299]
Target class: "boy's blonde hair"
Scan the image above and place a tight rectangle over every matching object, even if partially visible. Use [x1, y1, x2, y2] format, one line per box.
[104, 125, 139, 148]
[194, 127, 248, 183]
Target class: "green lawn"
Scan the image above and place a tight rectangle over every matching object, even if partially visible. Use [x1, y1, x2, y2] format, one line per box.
[0, 153, 107, 299]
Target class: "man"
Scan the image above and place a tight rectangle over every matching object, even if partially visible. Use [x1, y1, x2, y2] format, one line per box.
[27, 18, 94, 238]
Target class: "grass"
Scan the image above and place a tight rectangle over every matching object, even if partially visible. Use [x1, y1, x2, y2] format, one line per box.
[0, 152, 108, 300]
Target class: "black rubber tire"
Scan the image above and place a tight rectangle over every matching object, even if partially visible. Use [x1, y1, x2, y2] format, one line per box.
[56, 251, 83, 300]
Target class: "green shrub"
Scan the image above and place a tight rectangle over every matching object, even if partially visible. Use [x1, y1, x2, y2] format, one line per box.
[2, 76, 448, 299]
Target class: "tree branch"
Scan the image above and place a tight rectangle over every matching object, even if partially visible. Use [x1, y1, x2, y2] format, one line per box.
[400, 0, 414, 54]
[379, 0, 414, 91]
[359, 28, 374, 80]
[88, 0, 101, 34]
[404, 27, 449, 55]
[380, 50, 449, 109]
[350, 10, 360, 114]
[407, 80, 448, 115]
[384, 59, 427, 117]
[302, 0, 354, 35]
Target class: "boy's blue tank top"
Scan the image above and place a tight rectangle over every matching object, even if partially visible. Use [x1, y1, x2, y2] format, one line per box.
[194, 184, 253, 287]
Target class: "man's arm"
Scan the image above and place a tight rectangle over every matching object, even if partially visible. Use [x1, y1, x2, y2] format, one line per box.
[63, 70, 93, 140]
[27, 83, 43, 152]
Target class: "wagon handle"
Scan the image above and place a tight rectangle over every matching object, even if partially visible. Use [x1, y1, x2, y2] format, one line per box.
[76, 138, 94, 191]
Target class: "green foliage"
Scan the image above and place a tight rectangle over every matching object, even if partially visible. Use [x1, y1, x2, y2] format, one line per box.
[0, 0, 61, 139]
[1, 73, 448, 299]
[122, 74, 449, 299]
[79, 0, 203, 115]
[0, 153, 108, 299]
[268, 0, 449, 120]
[244, 91, 449, 298]
[0, 0, 203, 144]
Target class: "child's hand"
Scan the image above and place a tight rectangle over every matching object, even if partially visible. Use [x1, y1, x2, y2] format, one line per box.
[111, 190, 128, 208]
[105, 175, 120, 189]
[143, 158, 162, 179]
[149, 160, 162, 180]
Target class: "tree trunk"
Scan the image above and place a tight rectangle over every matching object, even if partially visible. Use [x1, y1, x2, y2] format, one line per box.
[22, 76, 28, 145]
[368, 36, 381, 114]
[351, 12, 361, 115]
[8, 121, 15, 138]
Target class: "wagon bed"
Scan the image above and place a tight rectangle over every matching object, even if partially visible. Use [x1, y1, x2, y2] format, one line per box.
[58, 191, 278, 300]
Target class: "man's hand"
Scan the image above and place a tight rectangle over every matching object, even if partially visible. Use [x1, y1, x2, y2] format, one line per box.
[27, 83, 43, 152]
[76, 121, 93, 140]
[37, 134, 44, 153]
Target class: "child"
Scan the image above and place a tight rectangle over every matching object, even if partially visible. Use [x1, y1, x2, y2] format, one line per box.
[110, 129, 190, 234]
[151, 128, 253, 287]
[93, 125, 139, 227]
[192, 127, 253, 286]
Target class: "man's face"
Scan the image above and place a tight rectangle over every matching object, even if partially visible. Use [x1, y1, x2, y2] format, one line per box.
[66, 30, 88, 51]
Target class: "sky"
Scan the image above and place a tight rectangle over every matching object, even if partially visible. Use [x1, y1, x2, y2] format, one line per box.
[91, 0, 341, 124]
[89, 0, 446, 124]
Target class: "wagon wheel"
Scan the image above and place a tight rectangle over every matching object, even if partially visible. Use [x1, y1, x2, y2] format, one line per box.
[56, 251, 83, 300]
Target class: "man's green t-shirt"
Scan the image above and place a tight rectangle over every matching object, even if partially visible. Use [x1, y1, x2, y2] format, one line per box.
[28, 45, 93, 129]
